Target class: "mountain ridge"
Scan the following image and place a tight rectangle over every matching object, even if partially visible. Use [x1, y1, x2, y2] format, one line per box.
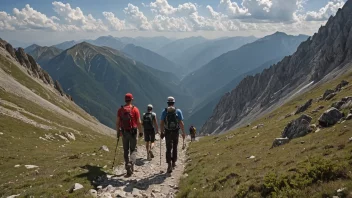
[201, 1, 352, 134]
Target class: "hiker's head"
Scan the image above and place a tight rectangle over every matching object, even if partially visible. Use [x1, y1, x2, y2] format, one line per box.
[125, 93, 133, 104]
[147, 104, 153, 112]
[167, 96, 175, 107]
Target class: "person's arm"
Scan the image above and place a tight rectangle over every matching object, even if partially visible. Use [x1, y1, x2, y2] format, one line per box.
[160, 111, 165, 139]
[153, 113, 159, 134]
[136, 109, 143, 136]
[177, 109, 186, 138]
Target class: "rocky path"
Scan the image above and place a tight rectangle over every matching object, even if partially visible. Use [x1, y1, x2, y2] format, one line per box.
[95, 134, 190, 198]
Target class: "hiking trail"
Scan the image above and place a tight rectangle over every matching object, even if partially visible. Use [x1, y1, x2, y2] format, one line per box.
[96, 134, 192, 198]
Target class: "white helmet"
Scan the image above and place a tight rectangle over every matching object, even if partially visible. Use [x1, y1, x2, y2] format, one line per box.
[167, 96, 175, 103]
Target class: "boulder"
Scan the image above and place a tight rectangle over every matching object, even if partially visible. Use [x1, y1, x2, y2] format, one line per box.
[88, 189, 97, 198]
[334, 80, 349, 92]
[323, 89, 335, 99]
[318, 108, 343, 127]
[331, 101, 346, 110]
[282, 114, 312, 139]
[64, 132, 76, 141]
[271, 138, 290, 148]
[69, 183, 84, 193]
[100, 145, 109, 152]
[325, 93, 337, 100]
[346, 114, 352, 120]
[25, 165, 39, 169]
[295, 99, 313, 114]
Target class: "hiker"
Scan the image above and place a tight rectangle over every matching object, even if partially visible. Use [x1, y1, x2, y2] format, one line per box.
[142, 104, 159, 161]
[189, 125, 196, 142]
[160, 96, 186, 173]
[116, 93, 143, 176]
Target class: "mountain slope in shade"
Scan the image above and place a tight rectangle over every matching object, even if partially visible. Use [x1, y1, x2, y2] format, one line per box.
[118, 36, 174, 52]
[53, 40, 78, 50]
[88, 36, 125, 50]
[201, 1, 352, 134]
[186, 57, 283, 129]
[43, 42, 191, 128]
[122, 44, 180, 77]
[156, 36, 208, 62]
[181, 32, 308, 100]
[24, 44, 63, 66]
[174, 36, 257, 72]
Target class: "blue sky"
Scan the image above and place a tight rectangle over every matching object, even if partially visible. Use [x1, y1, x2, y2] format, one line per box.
[0, 0, 347, 45]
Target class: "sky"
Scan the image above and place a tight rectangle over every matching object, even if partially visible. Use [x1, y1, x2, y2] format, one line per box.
[0, 0, 347, 45]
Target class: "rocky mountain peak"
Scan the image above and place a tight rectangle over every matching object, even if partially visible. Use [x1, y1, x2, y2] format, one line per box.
[201, 0, 352, 134]
[0, 39, 72, 101]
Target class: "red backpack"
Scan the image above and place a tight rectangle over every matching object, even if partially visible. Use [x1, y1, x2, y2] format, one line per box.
[120, 105, 134, 130]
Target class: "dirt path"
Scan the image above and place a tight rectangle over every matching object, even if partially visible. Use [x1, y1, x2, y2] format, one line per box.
[96, 134, 191, 198]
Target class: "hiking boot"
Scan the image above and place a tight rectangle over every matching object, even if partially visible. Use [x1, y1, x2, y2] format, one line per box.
[147, 153, 151, 161]
[149, 150, 154, 158]
[126, 163, 133, 176]
[172, 161, 176, 169]
[167, 162, 173, 173]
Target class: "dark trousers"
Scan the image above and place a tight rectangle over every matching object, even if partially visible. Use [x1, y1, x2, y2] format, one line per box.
[165, 130, 179, 163]
[122, 130, 137, 167]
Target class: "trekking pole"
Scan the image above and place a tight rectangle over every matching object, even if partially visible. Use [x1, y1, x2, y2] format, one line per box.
[160, 133, 162, 166]
[182, 136, 185, 150]
[112, 133, 120, 170]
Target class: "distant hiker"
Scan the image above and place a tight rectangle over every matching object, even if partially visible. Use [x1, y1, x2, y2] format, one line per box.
[116, 93, 143, 177]
[189, 125, 196, 142]
[142, 104, 159, 161]
[160, 96, 186, 173]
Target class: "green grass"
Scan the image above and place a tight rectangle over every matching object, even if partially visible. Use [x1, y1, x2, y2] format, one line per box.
[0, 115, 121, 197]
[0, 55, 94, 122]
[178, 71, 352, 198]
[0, 56, 126, 197]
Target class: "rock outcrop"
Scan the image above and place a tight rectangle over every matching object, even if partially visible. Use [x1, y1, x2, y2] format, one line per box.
[335, 80, 349, 91]
[295, 99, 313, 114]
[0, 39, 72, 100]
[201, 1, 352, 134]
[318, 108, 343, 127]
[282, 115, 312, 139]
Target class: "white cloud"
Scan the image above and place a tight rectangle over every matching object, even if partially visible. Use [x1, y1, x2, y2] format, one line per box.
[52, 1, 108, 31]
[149, 0, 197, 16]
[0, 4, 60, 31]
[103, 12, 126, 31]
[0, 0, 347, 36]
[123, 3, 152, 30]
[219, 0, 250, 18]
[305, 0, 345, 21]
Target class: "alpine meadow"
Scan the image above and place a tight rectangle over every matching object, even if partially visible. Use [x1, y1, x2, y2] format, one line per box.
[1, 0, 352, 197]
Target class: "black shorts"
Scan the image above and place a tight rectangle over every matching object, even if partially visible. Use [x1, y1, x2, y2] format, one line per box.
[144, 129, 155, 142]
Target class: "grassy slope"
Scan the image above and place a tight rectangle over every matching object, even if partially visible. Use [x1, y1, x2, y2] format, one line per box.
[178, 71, 352, 198]
[0, 54, 125, 197]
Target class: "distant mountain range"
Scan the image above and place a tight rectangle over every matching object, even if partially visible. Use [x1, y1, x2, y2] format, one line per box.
[173, 36, 257, 72]
[156, 36, 208, 63]
[41, 42, 191, 128]
[181, 32, 309, 100]
[24, 45, 63, 66]
[122, 44, 179, 75]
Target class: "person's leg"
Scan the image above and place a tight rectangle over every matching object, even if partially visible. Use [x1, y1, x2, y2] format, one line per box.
[172, 131, 179, 168]
[145, 130, 151, 160]
[129, 130, 137, 167]
[165, 132, 173, 172]
[122, 132, 130, 168]
[149, 130, 155, 158]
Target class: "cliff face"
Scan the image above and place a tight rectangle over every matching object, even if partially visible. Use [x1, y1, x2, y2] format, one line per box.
[0, 39, 71, 100]
[201, 1, 352, 134]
